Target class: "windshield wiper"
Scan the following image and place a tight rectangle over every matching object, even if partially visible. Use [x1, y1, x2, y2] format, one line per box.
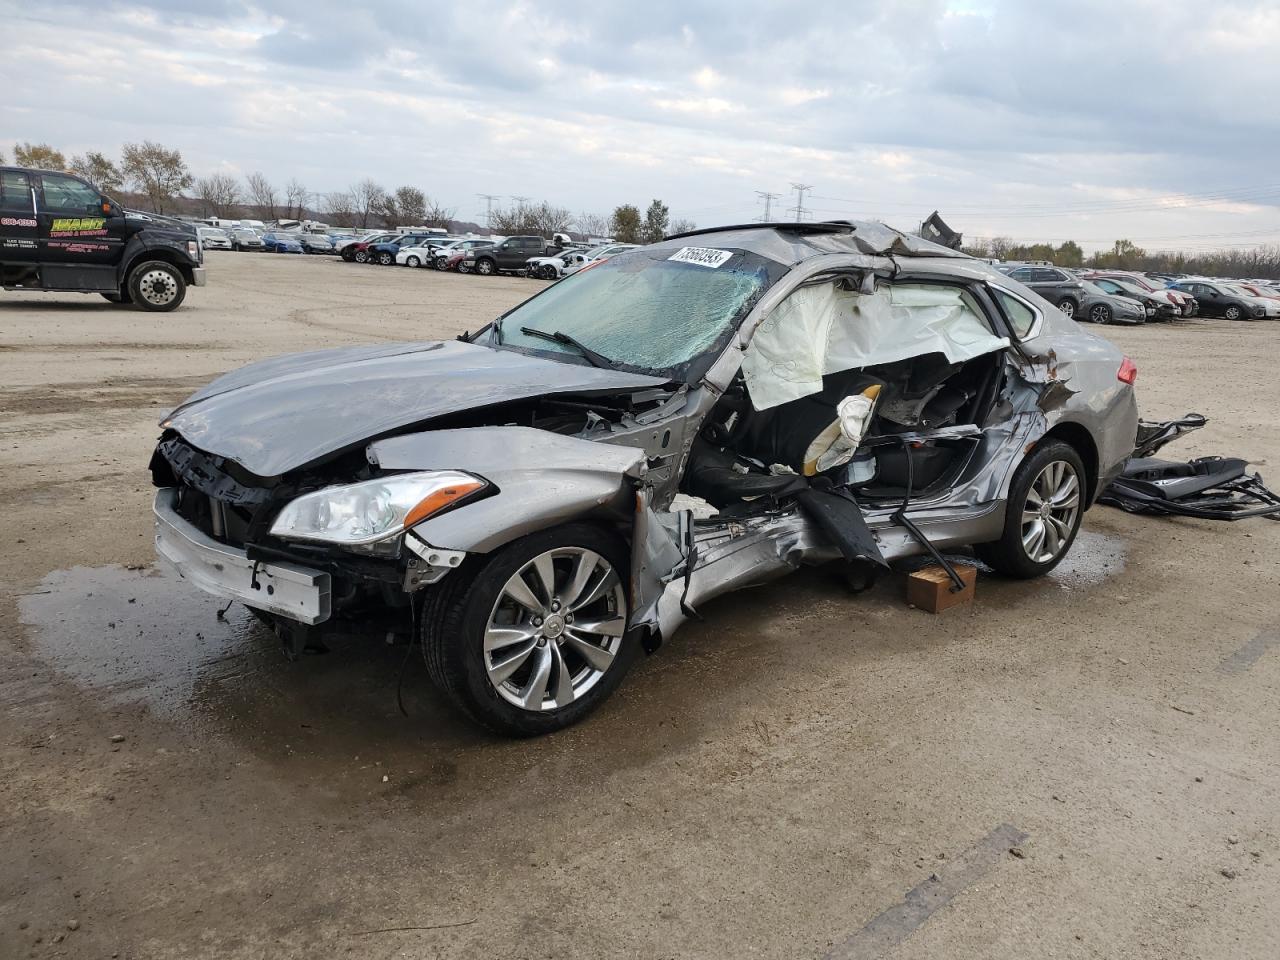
[519, 326, 618, 369]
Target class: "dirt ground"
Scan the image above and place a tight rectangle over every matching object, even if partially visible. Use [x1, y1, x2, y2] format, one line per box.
[1, 252, 1278, 960]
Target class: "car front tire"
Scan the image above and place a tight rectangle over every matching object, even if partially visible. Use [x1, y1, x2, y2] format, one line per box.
[127, 261, 187, 312]
[1088, 303, 1112, 325]
[422, 523, 636, 736]
[976, 440, 1085, 579]
[405, 255, 421, 267]
[1224, 305, 1243, 320]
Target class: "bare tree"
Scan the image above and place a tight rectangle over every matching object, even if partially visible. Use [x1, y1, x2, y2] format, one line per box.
[322, 190, 357, 228]
[193, 173, 243, 217]
[15, 142, 67, 170]
[423, 198, 455, 229]
[120, 141, 193, 214]
[669, 217, 697, 236]
[246, 172, 278, 220]
[492, 200, 571, 236]
[284, 178, 309, 219]
[69, 151, 124, 192]
[351, 179, 385, 229]
[575, 212, 611, 238]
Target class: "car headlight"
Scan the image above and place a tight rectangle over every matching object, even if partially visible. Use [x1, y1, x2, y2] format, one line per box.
[270, 471, 486, 549]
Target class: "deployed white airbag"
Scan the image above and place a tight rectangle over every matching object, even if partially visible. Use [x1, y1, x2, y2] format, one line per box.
[741, 282, 1010, 409]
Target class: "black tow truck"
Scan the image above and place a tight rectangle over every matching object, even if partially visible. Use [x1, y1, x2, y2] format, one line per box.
[1, 166, 205, 311]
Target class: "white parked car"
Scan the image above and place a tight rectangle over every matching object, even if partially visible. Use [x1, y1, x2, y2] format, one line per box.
[395, 244, 438, 268]
[197, 227, 233, 250]
[526, 249, 591, 280]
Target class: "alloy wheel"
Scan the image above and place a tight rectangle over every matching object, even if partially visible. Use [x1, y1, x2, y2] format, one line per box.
[406, 256, 420, 267]
[1020, 460, 1080, 564]
[137, 268, 178, 307]
[1225, 306, 1241, 320]
[1089, 304, 1110, 324]
[483, 547, 627, 712]
[477, 259, 494, 275]
[1058, 298, 1076, 319]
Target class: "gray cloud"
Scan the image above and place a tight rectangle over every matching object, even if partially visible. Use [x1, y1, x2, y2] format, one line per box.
[5, 0, 1280, 249]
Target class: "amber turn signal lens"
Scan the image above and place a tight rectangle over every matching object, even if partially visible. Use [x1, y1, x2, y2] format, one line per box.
[403, 480, 485, 528]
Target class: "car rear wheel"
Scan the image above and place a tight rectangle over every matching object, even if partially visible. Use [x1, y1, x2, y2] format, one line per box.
[377, 252, 394, 265]
[434, 257, 448, 270]
[1224, 305, 1243, 320]
[405, 255, 421, 267]
[127, 261, 187, 312]
[475, 258, 495, 276]
[1088, 303, 1112, 325]
[976, 440, 1085, 579]
[422, 523, 635, 736]
[354, 250, 369, 263]
[1056, 297, 1077, 319]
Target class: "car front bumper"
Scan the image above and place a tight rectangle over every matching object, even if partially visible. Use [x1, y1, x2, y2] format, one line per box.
[153, 488, 331, 624]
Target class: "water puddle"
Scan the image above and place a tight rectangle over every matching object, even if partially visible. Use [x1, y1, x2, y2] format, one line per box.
[1047, 529, 1127, 589]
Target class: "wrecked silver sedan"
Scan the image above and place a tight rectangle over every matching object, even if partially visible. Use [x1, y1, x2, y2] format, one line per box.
[150, 221, 1139, 735]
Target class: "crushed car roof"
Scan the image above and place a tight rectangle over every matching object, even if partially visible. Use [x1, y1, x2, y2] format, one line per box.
[659, 220, 972, 265]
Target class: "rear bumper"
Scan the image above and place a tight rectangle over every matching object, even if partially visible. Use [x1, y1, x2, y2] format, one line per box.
[153, 488, 331, 624]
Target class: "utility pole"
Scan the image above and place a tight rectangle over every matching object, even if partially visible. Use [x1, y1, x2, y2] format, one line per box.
[477, 193, 500, 231]
[755, 190, 781, 222]
[788, 182, 812, 222]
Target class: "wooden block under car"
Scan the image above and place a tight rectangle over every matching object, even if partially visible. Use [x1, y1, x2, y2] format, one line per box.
[905, 564, 977, 613]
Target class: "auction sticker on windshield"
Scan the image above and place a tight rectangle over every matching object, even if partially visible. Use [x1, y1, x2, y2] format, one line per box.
[668, 247, 733, 269]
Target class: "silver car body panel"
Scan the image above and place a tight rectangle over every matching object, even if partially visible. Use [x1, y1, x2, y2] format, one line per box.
[373, 426, 647, 554]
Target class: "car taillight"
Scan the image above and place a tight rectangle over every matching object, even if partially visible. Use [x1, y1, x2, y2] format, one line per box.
[1117, 356, 1138, 385]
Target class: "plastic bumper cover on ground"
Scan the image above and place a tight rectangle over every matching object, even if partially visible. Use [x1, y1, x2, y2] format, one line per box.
[152, 488, 331, 624]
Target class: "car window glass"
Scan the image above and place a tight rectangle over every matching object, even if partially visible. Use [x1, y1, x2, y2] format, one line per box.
[0, 170, 32, 209]
[1044, 269, 1067, 281]
[39, 173, 101, 214]
[1033, 268, 1060, 282]
[494, 248, 785, 378]
[993, 288, 1037, 338]
[1010, 268, 1034, 281]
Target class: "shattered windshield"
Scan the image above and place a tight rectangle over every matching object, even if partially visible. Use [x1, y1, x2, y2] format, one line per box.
[484, 246, 786, 378]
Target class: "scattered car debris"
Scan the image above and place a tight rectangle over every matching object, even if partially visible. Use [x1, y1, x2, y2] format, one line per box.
[1100, 414, 1280, 521]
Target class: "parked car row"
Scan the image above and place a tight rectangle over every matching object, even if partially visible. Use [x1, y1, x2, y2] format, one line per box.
[994, 262, 1280, 325]
[197, 224, 341, 255]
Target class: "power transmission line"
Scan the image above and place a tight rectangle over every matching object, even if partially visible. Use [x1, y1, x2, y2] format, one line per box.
[788, 182, 812, 221]
[476, 193, 500, 230]
[755, 190, 781, 221]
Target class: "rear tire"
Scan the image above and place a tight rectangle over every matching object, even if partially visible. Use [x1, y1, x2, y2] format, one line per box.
[422, 523, 635, 736]
[127, 261, 186, 312]
[976, 440, 1085, 579]
[1056, 297, 1078, 319]
[354, 249, 369, 263]
[377, 252, 394, 265]
[475, 258, 495, 276]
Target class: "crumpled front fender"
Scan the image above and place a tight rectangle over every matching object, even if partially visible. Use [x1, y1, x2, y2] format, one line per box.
[369, 426, 647, 554]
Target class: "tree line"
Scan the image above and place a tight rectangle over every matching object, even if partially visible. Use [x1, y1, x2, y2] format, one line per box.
[4, 140, 697, 241]
[960, 235, 1280, 280]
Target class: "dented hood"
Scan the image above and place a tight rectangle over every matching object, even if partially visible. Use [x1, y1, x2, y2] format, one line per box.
[162, 339, 666, 477]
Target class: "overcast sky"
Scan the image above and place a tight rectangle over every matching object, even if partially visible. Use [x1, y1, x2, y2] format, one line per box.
[4, 0, 1280, 251]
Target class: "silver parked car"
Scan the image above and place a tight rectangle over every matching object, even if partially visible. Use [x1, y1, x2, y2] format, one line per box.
[149, 221, 1140, 735]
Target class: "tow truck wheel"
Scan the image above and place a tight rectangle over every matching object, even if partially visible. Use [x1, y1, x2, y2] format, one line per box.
[421, 522, 635, 736]
[127, 261, 186, 312]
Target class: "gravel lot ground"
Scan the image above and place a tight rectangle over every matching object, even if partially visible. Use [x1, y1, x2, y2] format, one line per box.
[1, 252, 1278, 960]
